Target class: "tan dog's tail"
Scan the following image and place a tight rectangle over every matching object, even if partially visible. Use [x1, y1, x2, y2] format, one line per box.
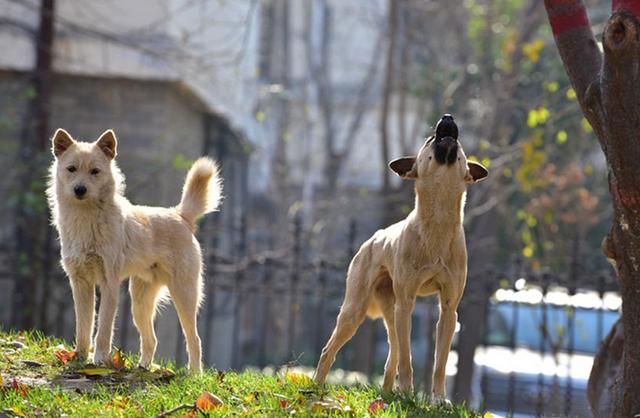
[178, 157, 222, 228]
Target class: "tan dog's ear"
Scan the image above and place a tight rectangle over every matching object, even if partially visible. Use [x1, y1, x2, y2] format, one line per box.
[389, 157, 417, 179]
[96, 130, 117, 159]
[465, 161, 488, 183]
[52, 129, 75, 157]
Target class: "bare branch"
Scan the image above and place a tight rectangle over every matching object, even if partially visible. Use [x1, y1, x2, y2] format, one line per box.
[544, 0, 603, 132]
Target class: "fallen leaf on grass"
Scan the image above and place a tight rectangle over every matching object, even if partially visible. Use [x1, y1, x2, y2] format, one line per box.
[75, 367, 116, 376]
[54, 349, 77, 365]
[0, 374, 4, 386]
[195, 391, 223, 411]
[11, 378, 28, 397]
[368, 399, 387, 414]
[111, 350, 125, 370]
[285, 371, 313, 386]
[278, 399, 288, 408]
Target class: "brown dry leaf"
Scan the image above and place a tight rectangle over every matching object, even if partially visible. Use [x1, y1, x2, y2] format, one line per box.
[111, 350, 125, 370]
[195, 391, 223, 411]
[54, 349, 77, 365]
[368, 399, 386, 414]
[11, 378, 28, 397]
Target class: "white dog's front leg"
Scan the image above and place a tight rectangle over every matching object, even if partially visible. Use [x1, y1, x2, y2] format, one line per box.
[69, 277, 95, 358]
[93, 280, 120, 364]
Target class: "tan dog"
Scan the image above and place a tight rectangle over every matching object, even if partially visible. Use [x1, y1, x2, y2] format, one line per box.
[46, 129, 222, 371]
[314, 115, 487, 401]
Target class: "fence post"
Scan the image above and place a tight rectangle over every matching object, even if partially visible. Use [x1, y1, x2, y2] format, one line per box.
[231, 215, 247, 369]
[287, 214, 302, 361]
[537, 273, 550, 416]
[257, 258, 272, 368]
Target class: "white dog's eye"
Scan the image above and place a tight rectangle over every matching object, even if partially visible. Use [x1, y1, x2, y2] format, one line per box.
[67, 166, 76, 173]
[90, 168, 100, 176]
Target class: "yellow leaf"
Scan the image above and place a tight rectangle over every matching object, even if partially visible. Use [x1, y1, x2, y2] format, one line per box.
[76, 367, 116, 376]
[556, 130, 568, 144]
[566, 88, 577, 100]
[285, 372, 313, 386]
[545, 81, 559, 93]
[582, 117, 593, 133]
[502, 168, 512, 178]
[481, 157, 491, 168]
[255, 110, 266, 122]
[522, 246, 534, 258]
[0, 374, 3, 386]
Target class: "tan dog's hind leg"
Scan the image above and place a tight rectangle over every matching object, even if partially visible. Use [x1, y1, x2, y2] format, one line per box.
[377, 286, 399, 392]
[431, 288, 461, 402]
[130, 277, 163, 368]
[70, 278, 95, 358]
[168, 278, 202, 372]
[315, 263, 373, 384]
[93, 280, 120, 364]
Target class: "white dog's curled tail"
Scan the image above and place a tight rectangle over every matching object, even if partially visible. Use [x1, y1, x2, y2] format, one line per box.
[178, 157, 223, 228]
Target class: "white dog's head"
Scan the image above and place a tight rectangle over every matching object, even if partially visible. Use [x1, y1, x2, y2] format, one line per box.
[389, 114, 488, 187]
[49, 129, 123, 205]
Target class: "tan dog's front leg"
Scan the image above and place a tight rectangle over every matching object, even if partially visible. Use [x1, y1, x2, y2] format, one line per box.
[70, 277, 95, 358]
[395, 296, 416, 392]
[431, 293, 460, 402]
[93, 280, 120, 364]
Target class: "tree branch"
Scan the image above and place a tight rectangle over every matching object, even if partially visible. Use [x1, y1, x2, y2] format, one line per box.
[544, 0, 603, 133]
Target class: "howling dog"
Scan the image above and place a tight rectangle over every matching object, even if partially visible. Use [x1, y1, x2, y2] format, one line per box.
[314, 114, 488, 401]
[47, 129, 222, 371]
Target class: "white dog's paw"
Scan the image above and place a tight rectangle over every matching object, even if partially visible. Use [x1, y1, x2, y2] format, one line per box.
[93, 350, 110, 365]
[431, 394, 452, 406]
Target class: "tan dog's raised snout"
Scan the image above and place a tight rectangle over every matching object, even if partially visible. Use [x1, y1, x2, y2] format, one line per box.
[315, 114, 487, 402]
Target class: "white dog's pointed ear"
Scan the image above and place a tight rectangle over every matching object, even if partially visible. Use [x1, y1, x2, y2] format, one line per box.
[465, 161, 488, 183]
[51, 129, 75, 157]
[389, 157, 417, 179]
[96, 129, 117, 159]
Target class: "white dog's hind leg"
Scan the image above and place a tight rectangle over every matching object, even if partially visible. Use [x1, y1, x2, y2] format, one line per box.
[130, 277, 163, 368]
[93, 280, 120, 364]
[168, 277, 202, 372]
[70, 278, 95, 358]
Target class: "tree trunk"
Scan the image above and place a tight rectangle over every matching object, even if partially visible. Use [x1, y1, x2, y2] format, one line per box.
[544, 1, 640, 415]
[380, 0, 399, 194]
[11, 0, 55, 330]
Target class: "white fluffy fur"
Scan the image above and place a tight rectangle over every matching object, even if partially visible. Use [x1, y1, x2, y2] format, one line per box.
[47, 129, 222, 372]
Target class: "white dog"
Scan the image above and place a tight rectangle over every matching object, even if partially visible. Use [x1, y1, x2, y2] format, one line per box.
[47, 129, 222, 371]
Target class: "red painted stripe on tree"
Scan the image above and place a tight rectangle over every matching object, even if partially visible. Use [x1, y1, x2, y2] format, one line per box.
[549, 4, 590, 35]
[613, 0, 640, 17]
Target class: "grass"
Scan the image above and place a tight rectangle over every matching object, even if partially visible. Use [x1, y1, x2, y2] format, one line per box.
[0, 330, 481, 417]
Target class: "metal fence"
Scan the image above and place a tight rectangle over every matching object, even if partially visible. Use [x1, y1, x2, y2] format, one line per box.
[0, 217, 620, 417]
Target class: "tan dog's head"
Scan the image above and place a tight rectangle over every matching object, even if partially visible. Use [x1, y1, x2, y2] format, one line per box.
[50, 129, 122, 204]
[389, 114, 488, 187]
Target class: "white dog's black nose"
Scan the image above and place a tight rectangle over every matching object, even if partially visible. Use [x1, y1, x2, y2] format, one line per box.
[74, 185, 87, 198]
